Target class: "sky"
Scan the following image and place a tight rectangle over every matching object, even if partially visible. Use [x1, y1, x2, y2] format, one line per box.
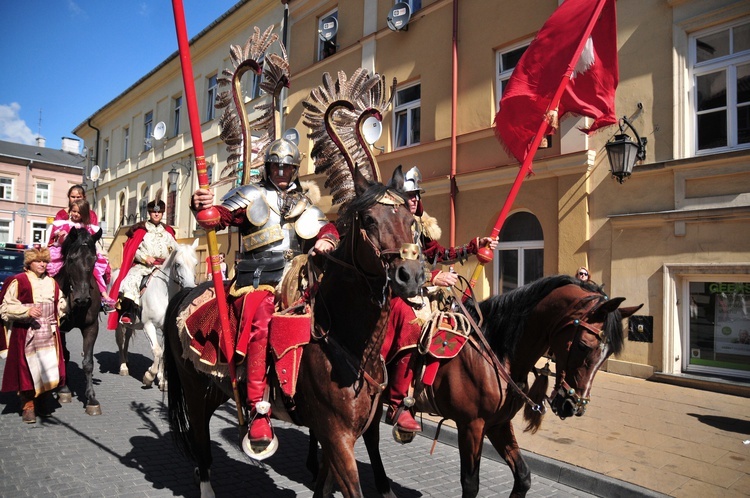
[0, 0, 240, 153]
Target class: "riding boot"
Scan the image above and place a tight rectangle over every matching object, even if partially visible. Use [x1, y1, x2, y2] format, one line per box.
[118, 297, 136, 324]
[34, 391, 52, 417]
[20, 391, 36, 424]
[386, 351, 420, 432]
[246, 335, 272, 453]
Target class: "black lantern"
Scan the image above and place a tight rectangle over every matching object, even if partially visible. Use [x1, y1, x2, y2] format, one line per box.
[168, 166, 180, 186]
[605, 116, 647, 184]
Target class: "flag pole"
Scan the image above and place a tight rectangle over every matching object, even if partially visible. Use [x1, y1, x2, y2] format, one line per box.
[171, 0, 244, 427]
[468, 0, 609, 290]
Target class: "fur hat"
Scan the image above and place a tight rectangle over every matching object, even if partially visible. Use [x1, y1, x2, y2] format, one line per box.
[24, 247, 50, 268]
[147, 200, 166, 213]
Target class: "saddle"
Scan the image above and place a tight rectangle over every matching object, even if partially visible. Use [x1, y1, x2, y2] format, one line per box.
[178, 255, 314, 397]
[417, 309, 472, 385]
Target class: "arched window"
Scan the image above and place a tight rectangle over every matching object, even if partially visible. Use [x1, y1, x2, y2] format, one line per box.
[493, 211, 544, 295]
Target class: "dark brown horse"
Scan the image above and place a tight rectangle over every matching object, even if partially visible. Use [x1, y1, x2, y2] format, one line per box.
[164, 167, 426, 497]
[345, 275, 642, 498]
[54, 226, 104, 415]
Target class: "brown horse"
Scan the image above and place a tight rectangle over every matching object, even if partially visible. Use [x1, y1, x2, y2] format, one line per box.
[342, 275, 642, 498]
[164, 167, 426, 497]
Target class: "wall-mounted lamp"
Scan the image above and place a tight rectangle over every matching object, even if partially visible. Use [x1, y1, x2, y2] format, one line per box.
[605, 116, 647, 184]
[168, 161, 192, 185]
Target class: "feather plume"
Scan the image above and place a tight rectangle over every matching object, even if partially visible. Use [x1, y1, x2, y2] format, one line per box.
[301, 68, 395, 207]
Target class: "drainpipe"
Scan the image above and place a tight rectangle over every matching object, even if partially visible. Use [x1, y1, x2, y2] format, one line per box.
[449, 0, 458, 246]
[23, 160, 32, 243]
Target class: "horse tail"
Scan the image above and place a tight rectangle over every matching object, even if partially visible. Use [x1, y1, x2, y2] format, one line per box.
[163, 288, 197, 459]
[522, 372, 548, 434]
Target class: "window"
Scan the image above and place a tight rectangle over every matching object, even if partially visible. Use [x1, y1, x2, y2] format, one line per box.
[492, 212, 544, 295]
[144, 111, 154, 151]
[173, 96, 182, 136]
[691, 20, 750, 152]
[684, 279, 750, 379]
[123, 127, 130, 161]
[31, 222, 47, 245]
[317, 10, 338, 61]
[0, 178, 13, 200]
[35, 182, 50, 205]
[0, 220, 9, 243]
[247, 57, 264, 100]
[394, 82, 421, 148]
[103, 139, 109, 169]
[206, 75, 218, 121]
[139, 186, 149, 222]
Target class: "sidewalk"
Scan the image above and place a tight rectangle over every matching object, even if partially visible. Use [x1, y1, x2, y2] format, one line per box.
[422, 370, 750, 497]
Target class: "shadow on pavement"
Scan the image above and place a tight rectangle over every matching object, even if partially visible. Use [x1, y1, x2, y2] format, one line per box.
[687, 412, 750, 434]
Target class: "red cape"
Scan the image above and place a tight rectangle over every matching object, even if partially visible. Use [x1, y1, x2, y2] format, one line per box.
[107, 222, 175, 330]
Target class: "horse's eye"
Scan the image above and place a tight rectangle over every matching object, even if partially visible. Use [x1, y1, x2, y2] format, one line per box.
[362, 213, 377, 229]
[577, 341, 592, 352]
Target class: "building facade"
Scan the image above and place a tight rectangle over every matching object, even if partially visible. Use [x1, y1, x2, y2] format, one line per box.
[0, 139, 87, 246]
[73, 0, 750, 385]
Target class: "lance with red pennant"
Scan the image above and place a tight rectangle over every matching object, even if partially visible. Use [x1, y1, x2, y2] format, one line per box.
[469, 0, 619, 289]
[171, 0, 244, 427]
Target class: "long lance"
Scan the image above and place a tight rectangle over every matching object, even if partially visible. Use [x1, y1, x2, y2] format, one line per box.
[468, 0, 609, 290]
[171, 0, 244, 427]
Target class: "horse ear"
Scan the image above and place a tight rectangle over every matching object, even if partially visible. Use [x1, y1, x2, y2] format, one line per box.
[618, 303, 644, 319]
[92, 227, 103, 244]
[389, 165, 405, 191]
[191, 238, 199, 249]
[353, 165, 370, 196]
[592, 296, 625, 317]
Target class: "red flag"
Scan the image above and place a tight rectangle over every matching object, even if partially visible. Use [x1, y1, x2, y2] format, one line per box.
[495, 0, 619, 164]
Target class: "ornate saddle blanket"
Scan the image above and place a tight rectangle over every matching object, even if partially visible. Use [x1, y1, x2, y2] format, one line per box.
[177, 257, 313, 396]
[417, 310, 472, 386]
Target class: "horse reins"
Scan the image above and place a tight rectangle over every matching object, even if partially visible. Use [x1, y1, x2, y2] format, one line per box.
[452, 288, 546, 415]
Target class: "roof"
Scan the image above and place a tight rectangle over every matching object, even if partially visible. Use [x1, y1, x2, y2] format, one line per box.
[0, 139, 86, 170]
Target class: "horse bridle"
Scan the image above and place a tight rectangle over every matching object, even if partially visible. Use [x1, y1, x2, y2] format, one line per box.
[322, 193, 420, 306]
[547, 295, 608, 413]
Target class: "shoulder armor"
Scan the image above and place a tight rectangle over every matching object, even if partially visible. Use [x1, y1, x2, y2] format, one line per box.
[220, 184, 270, 227]
[295, 205, 328, 239]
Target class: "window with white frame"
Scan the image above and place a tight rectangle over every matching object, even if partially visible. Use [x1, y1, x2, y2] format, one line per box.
[0, 220, 10, 243]
[394, 82, 421, 148]
[123, 127, 130, 161]
[492, 212, 544, 295]
[144, 111, 154, 151]
[690, 20, 750, 152]
[206, 75, 218, 121]
[173, 96, 182, 137]
[31, 222, 47, 245]
[35, 182, 50, 204]
[317, 9, 338, 61]
[103, 138, 109, 169]
[0, 178, 13, 200]
[247, 56, 264, 100]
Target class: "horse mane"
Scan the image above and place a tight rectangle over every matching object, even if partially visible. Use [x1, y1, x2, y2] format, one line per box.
[478, 274, 606, 361]
[335, 180, 399, 236]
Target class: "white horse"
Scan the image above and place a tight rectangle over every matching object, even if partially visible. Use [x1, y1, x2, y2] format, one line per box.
[112, 239, 198, 390]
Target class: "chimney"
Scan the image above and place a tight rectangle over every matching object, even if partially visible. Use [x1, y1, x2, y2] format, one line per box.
[36, 136, 46, 148]
[61, 137, 81, 154]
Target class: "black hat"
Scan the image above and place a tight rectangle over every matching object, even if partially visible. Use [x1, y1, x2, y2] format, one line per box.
[147, 200, 166, 213]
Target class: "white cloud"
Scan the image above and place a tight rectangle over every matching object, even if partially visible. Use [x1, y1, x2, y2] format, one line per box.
[0, 103, 37, 145]
[67, 0, 84, 16]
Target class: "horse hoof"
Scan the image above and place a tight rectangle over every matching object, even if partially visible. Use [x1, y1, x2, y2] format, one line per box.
[85, 404, 102, 416]
[58, 392, 72, 403]
[159, 382, 168, 392]
[119, 366, 129, 376]
[143, 371, 156, 387]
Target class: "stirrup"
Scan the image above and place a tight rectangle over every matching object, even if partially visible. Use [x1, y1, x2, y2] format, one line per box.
[391, 396, 419, 445]
[241, 401, 278, 460]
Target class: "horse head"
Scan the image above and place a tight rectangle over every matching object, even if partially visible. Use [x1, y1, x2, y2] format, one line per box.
[545, 285, 643, 420]
[336, 166, 426, 302]
[59, 227, 101, 310]
[162, 239, 198, 290]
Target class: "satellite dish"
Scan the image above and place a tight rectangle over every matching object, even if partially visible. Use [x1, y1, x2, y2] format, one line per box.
[153, 121, 167, 140]
[362, 116, 383, 145]
[319, 15, 338, 41]
[283, 128, 300, 146]
[387, 2, 412, 31]
[89, 165, 101, 182]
